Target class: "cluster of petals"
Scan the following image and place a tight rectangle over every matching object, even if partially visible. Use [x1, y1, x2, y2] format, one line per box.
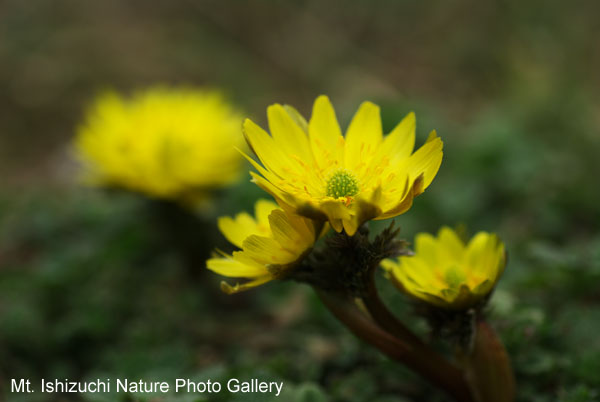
[206, 200, 320, 293]
[75, 87, 244, 202]
[241, 95, 443, 236]
[382, 227, 507, 310]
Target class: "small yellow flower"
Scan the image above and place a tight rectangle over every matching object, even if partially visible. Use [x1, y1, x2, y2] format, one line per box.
[207, 199, 321, 294]
[75, 87, 245, 202]
[382, 227, 506, 310]
[241, 95, 443, 236]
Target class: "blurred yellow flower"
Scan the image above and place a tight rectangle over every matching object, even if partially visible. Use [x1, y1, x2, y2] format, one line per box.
[242, 95, 443, 236]
[75, 87, 245, 202]
[382, 227, 506, 310]
[207, 199, 322, 294]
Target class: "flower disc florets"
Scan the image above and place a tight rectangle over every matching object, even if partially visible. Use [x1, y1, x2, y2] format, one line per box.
[326, 169, 359, 199]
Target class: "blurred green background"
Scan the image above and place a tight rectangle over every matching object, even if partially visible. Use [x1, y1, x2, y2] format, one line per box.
[1, 1, 600, 401]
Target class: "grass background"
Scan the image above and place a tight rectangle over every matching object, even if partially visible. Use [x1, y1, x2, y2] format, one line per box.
[1, 1, 600, 401]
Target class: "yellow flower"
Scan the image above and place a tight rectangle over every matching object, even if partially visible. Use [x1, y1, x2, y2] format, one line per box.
[241, 95, 443, 236]
[382, 227, 506, 310]
[206, 199, 321, 294]
[75, 87, 245, 202]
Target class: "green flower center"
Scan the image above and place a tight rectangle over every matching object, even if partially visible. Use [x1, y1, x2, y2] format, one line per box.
[444, 266, 466, 288]
[326, 169, 359, 198]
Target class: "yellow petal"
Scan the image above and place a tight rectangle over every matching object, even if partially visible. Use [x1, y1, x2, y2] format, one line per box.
[465, 233, 505, 293]
[268, 209, 308, 253]
[466, 232, 496, 276]
[344, 101, 382, 170]
[318, 200, 352, 233]
[255, 199, 279, 228]
[238, 147, 282, 184]
[207, 256, 267, 277]
[437, 226, 466, 261]
[217, 214, 258, 249]
[243, 118, 298, 178]
[407, 130, 443, 192]
[267, 104, 313, 162]
[376, 175, 416, 220]
[342, 217, 359, 237]
[414, 233, 440, 268]
[380, 258, 399, 273]
[309, 95, 344, 169]
[287, 209, 319, 241]
[283, 104, 308, 133]
[471, 279, 493, 296]
[249, 171, 299, 209]
[220, 276, 273, 294]
[242, 234, 297, 265]
[344, 196, 382, 236]
[395, 257, 444, 295]
[378, 111, 416, 165]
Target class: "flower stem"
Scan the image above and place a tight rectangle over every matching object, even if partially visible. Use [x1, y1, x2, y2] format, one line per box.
[362, 267, 425, 347]
[317, 290, 475, 402]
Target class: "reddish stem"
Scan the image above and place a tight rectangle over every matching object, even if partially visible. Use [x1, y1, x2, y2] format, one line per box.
[362, 268, 425, 347]
[317, 290, 475, 402]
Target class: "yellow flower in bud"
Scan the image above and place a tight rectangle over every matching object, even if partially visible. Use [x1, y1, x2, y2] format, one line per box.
[241, 95, 443, 236]
[75, 87, 245, 203]
[382, 227, 506, 310]
[207, 199, 322, 294]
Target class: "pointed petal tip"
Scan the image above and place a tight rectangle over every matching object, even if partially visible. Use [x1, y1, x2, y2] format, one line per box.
[242, 117, 254, 129]
[220, 281, 237, 294]
[426, 129, 441, 143]
[358, 100, 380, 111]
[266, 102, 285, 115]
[343, 224, 358, 236]
[234, 145, 249, 156]
[437, 225, 455, 236]
[312, 95, 335, 115]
